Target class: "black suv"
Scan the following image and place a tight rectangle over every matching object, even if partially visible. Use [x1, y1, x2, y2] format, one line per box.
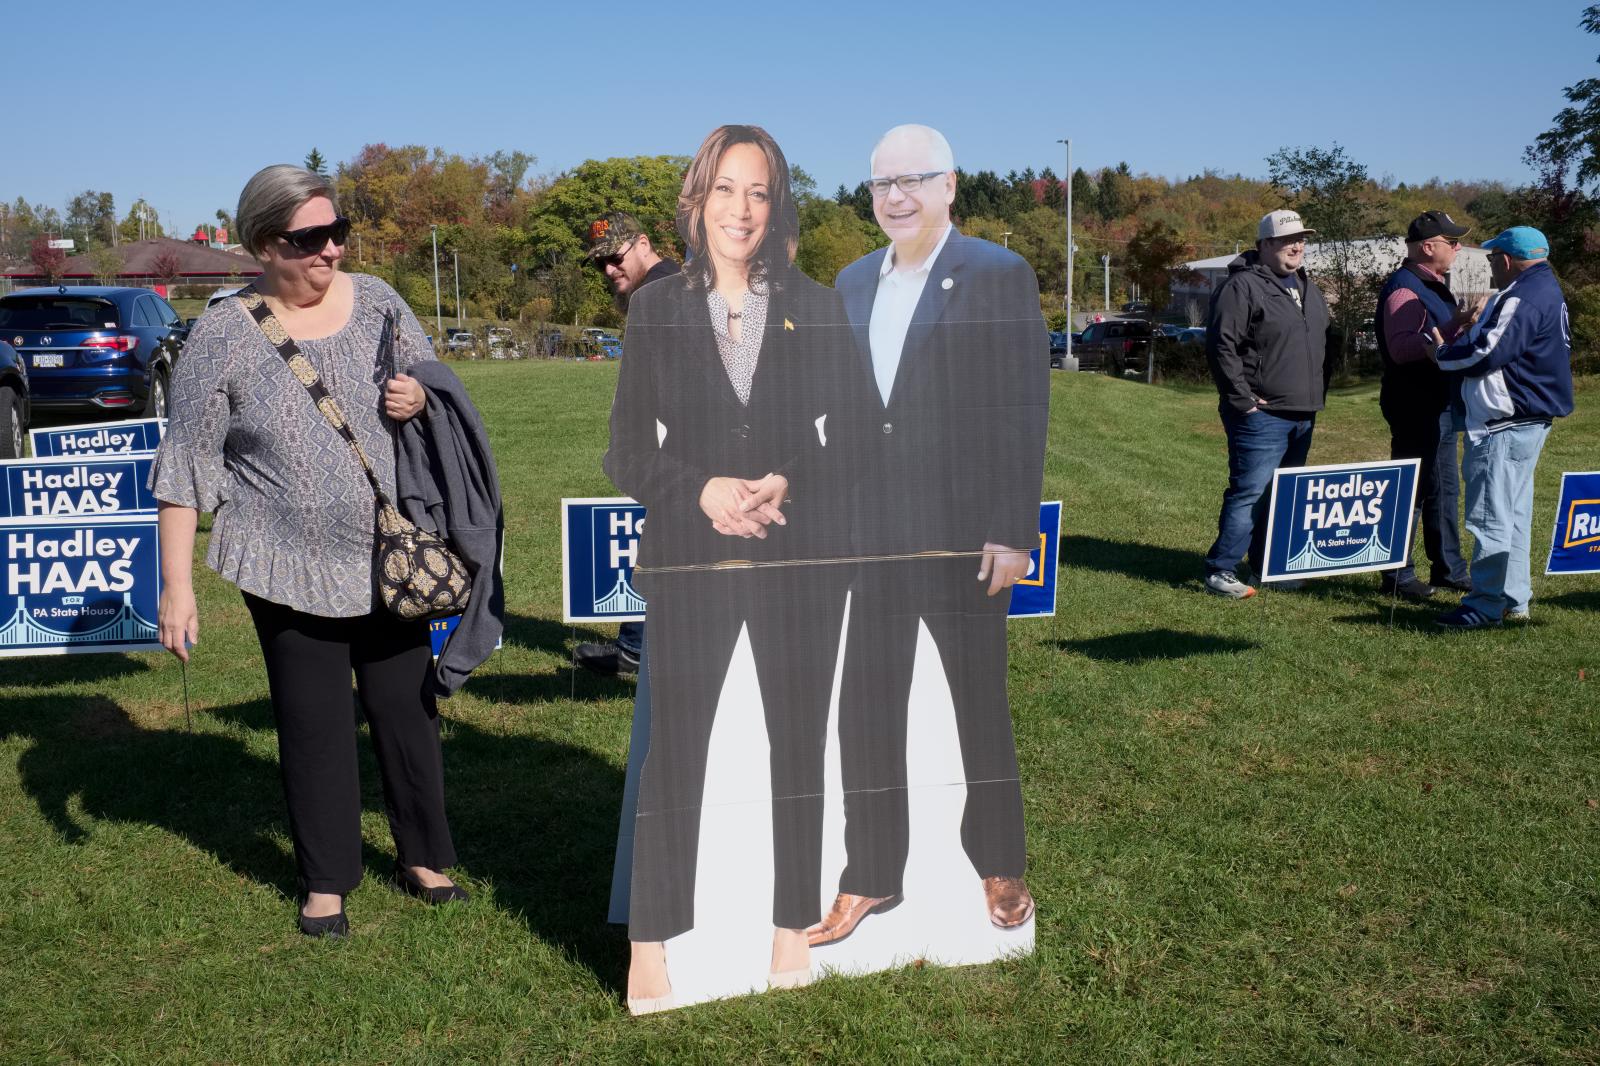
[1073, 318, 1155, 374]
[0, 337, 28, 458]
[0, 286, 186, 418]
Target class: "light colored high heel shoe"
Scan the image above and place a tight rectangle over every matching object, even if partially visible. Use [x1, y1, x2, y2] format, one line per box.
[627, 942, 675, 1016]
[768, 928, 812, 990]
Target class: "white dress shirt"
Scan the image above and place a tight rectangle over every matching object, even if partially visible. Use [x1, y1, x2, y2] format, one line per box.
[867, 224, 953, 405]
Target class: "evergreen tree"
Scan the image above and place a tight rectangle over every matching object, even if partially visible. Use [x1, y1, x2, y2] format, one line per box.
[305, 147, 329, 176]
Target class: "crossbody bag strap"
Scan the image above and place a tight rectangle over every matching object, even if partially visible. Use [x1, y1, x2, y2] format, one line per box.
[235, 286, 387, 502]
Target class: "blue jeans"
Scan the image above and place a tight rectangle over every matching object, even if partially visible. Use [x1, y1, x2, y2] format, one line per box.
[1205, 406, 1316, 577]
[1462, 421, 1550, 619]
[617, 621, 644, 658]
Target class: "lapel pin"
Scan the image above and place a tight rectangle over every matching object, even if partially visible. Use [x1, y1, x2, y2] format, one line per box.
[941, 277, 953, 290]
[783, 318, 794, 331]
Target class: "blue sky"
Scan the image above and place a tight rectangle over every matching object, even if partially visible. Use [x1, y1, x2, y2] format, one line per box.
[3, 0, 1594, 235]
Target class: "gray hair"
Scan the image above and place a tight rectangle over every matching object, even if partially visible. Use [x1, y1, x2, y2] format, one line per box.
[869, 124, 955, 175]
[236, 164, 338, 256]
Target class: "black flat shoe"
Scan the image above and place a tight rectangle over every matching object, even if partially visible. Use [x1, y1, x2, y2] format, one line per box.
[393, 864, 468, 905]
[298, 906, 349, 939]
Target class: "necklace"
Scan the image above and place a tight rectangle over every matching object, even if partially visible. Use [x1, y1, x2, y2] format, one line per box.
[727, 310, 742, 320]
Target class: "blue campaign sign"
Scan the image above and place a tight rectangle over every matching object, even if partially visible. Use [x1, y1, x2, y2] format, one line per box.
[0, 454, 158, 519]
[29, 418, 166, 457]
[1008, 500, 1062, 619]
[1546, 471, 1600, 575]
[562, 497, 647, 623]
[0, 513, 161, 657]
[1260, 459, 1421, 582]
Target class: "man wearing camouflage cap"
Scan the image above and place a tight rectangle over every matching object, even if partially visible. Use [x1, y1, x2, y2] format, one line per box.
[574, 211, 678, 677]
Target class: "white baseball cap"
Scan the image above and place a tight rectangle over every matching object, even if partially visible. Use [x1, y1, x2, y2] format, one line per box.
[1258, 209, 1316, 242]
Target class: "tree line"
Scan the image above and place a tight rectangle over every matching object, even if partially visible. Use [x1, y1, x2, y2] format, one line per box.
[2, 5, 1594, 361]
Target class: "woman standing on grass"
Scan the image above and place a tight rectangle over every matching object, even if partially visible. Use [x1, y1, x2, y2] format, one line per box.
[604, 124, 861, 1013]
[151, 164, 466, 938]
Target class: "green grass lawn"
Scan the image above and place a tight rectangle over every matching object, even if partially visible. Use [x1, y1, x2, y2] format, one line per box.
[3, 365, 1598, 1064]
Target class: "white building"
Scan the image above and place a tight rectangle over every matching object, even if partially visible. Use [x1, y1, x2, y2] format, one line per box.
[1172, 237, 1493, 314]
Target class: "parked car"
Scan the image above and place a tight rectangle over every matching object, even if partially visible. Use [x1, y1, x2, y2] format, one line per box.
[1120, 300, 1153, 318]
[1073, 318, 1155, 374]
[0, 338, 30, 458]
[1157, 322, 1185, 337]
[486, 327, 520, 360]
[445, 330, 478, 354]
[0, 286, 185, 418]
[597, 333, 623, 359]
[1176, 327, 1207, 345]
[1048, 330, 1070, 369]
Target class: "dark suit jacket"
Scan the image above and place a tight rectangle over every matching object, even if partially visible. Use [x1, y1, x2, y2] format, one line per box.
[836, 230, 1049, 556]
[603, 267, 864, 578]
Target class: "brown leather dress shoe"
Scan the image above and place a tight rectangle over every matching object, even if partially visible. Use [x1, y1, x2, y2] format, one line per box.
[805, 891, 902, 947]
[983, 876, 1035, 928]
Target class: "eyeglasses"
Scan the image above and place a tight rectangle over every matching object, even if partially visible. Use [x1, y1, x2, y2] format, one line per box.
[867, 171, 947, 197]
[593, 240, 636, 270]
[1430, 237, 1462, 248]
[276, 216, 351, 256]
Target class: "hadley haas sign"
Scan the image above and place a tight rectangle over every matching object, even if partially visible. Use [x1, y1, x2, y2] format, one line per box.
[1260, 459, 1421, 582]
[0, 513, 161, 656]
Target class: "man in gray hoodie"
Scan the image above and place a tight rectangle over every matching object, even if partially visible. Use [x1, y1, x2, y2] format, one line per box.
[1202, 210, 1330, 598]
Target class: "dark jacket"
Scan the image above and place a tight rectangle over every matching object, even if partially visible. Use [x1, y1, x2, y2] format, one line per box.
[395, 360, 505, 696]
[602, 266, 864, 583]
[835, 230, 1049, 556]
[1377, 261, 1455, 417]
[1207, 250, 1330, 416]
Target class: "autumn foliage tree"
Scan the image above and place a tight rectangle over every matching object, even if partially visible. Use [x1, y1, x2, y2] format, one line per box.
[29, 236, 65, 283]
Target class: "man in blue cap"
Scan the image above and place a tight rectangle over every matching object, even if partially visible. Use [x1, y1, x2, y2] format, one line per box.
[1432, 227, 1573, 629]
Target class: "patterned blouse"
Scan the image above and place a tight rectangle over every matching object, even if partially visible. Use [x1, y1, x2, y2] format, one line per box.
[149, 273, 435, 618]
[705, 286, 769, 405]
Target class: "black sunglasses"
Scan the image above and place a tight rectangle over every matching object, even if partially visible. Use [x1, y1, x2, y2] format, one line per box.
[277, 216, 351, 256]
[592, 240, 636, 271]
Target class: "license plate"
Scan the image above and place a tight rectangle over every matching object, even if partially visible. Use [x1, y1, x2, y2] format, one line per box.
[32, 353, 64, 368]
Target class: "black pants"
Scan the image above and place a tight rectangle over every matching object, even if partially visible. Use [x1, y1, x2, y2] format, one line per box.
[628, 568, 847, 942]
[244, 592, 457, 896]
[1385, 405, 1444, 579]
[836, 555, 1026, 898]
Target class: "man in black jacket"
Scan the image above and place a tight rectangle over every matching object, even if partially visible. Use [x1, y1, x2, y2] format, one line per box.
[574, 211, 680, 677]
[1203, 209, 1330, 598]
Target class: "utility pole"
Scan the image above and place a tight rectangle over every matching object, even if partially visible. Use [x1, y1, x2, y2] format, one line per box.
[453, 250, 462, 328]
[1057, 138, 1072, 360]
[1101, 254, 1110, 310]
[430, 225, 442, 342]
[1002, 231, 1012, 249]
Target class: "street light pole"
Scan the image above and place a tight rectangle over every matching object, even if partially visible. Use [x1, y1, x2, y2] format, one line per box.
[430, 225, 442, 342]
[1002, 230, 1012, 249]
[1101, 254, 1111, 310]
[453, 250, 462, 329]
[1057, 138, 1072, 361]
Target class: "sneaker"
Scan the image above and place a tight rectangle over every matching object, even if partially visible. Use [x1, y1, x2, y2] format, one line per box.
[1204, 571, 1256, 599]
[1435, 605, 1501, 630]
[1505, 607, 1530, 622]
[1381, 575, 1436, 600]
[573, 641, 640, 677]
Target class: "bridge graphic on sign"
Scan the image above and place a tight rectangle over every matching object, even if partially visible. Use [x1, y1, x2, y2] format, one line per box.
[1284, 527, 1393, 572]
[0, 593, 157, 648]
[594, 570, 646, 614]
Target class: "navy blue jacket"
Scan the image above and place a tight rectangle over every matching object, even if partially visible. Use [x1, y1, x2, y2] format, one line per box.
[1437, 261, 1572, 438]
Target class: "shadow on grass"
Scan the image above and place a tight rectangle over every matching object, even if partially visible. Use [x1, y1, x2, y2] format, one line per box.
[1062, 535, 1198, 588]
[1056, 627, 1258, 663]
[7, 691, 629, 994]
[0, 654, 150, 687]
[1542, 588, 1600, 613]
[476, 611, 638, 704]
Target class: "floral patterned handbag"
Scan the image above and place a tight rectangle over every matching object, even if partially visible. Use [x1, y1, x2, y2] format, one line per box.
[237, 288, 471, 621]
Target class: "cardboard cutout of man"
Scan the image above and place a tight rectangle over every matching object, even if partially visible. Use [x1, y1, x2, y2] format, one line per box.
[808, 125, 1049, 947]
